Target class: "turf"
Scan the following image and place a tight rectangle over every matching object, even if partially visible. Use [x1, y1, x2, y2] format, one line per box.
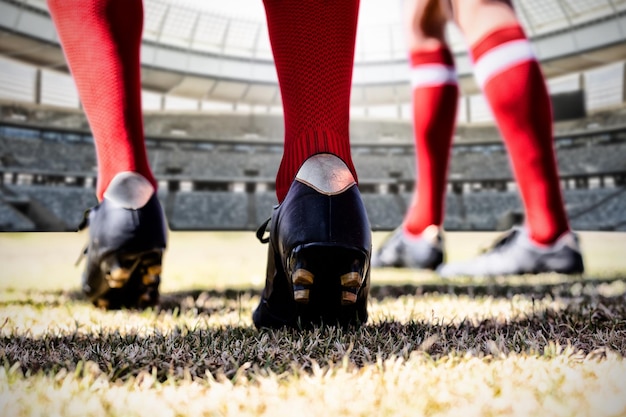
[0, 231, 625, 416]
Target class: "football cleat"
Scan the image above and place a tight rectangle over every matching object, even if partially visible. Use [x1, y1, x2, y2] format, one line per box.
[371, 225, 444, 270]
[437, 226, 584, 278]
[77, 172, 167, 309]
[253, 154, 372, 329]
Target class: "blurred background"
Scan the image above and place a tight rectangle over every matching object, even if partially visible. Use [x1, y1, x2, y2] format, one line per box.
[0, 0, 624, 233]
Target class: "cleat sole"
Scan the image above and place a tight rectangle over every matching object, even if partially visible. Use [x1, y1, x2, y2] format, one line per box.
[142, 274, 159, 286]
[340, 267, 364, 306]
[292, 269, 314, 286]
[146, 265, 162, 276]
[341, 291, 358, 305]
[107, 269, 132, 288]
[292, 267, 315, 304]
[340, 271, 362, 287]
[287, 245, 369, 315]
[294, 289, 311, 303]
[95, 249, 164, 310]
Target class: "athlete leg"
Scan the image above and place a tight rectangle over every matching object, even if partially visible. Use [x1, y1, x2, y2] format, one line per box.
[48, 0, 156, 201]
[452, 0, 570, 244]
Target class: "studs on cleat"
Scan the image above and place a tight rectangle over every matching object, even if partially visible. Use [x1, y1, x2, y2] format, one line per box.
[340, 271, 362, 287]
[142, 273, 159, 286]
[287, 248, 367, 307]
[294, 289, 311, 303]
[105, 258, 133, 289]
[339, 262, 364, 305]
[146, 264, 162, 276]
[292, 269, 314, 286]
[341, 290, 358, 305]
[292, 268, 314, 304]
[94, 250, 163, 308]
[142, 263, 161, 286]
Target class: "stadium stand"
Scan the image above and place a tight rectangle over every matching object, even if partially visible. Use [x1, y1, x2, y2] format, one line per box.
[449, 150, 512, 181]
[2, 104, 417, 144]
[462, 191, 522, 231]
[568, 188, 626, 231]
[361, 193, 405, 230]
[399, 193, 465, 231]
[1, 102, 625, 232]
[8, 185, 96, 230]
[0, 134, 95, 172]
[254, 191, 278, 226]
[170, 191, 248, 230]
[556, 142, 626, 175]
[0, 199, 35, 231]
[353, 153, 414, 180]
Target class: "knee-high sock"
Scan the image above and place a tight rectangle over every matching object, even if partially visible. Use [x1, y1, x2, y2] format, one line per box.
[48, 0, 155, 201]
[471, 25, 569, 244]
[263, 0, 359, 202]
[403, 46, 458, 236]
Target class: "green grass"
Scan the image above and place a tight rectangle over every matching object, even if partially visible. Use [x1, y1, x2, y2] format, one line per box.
[0, 231, 625, 416]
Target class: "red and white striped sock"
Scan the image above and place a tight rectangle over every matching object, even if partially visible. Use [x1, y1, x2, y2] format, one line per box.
[263, 0, 359, 203]
[48, 0, 156, 201]
[471, 25, 569, 245]
[403, 45, 458, 237]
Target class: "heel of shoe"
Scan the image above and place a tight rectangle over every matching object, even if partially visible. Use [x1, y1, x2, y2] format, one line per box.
[254, 157, 372, 328]
[287, 244, 369, 325]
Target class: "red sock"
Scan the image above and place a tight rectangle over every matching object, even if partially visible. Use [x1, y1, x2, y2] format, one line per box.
[263, 0, 359, 202]
[403, 46, 458, 236]
[48, 0, 156, 201]
[471, 25, 569, 244]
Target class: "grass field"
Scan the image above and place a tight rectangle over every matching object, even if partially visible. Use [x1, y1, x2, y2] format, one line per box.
[0, 230, 625, 416]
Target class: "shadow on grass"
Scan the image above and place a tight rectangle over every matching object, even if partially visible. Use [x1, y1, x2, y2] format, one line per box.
[4, 274, 625, 313]
[2, 300, 625, 382]
[2, 275, 626, 382]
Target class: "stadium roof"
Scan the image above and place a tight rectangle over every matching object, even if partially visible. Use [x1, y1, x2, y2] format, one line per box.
[1, 0, 625, 107]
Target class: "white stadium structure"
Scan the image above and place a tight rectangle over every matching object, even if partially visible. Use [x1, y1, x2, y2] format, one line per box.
[0, 0, 625, 231]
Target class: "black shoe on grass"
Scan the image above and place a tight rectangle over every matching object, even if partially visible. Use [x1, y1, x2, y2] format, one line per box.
[77, 172, 167, 309]
[253, 154, 372, 329]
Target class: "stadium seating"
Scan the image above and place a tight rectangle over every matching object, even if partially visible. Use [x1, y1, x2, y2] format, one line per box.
[254, 191, 278, 226]
[2, 102, 625, 232]
[0, 134, 95, 172]
[8, 185, 97, 229]
[361, 193, 405, 230]
[0, 200, 35, 231]
[568, 188, 626, 230]
[170, 191, 248, 230]
[462, 191, 522, 231]
[556, 142, 626, 175]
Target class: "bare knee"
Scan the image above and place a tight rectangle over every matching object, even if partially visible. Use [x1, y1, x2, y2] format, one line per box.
[451, 0, 518, 45]
[404, 0, 449, 50]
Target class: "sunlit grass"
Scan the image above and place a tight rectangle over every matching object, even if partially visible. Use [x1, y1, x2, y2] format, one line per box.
[1, 231, 625, 416]
[2, 350, 626, 417]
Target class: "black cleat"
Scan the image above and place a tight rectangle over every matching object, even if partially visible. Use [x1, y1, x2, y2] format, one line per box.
[77, 172, 167, 310]
[253, 154, 372, 329]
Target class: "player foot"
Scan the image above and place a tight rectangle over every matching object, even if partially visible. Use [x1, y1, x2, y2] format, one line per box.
[437, 226, 584, 278]
[371, 225, 444, 269]
[77, 172, 167, 309]
[253, 154, 372, 329]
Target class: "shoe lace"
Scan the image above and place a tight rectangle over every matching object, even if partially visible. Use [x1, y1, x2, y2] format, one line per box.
[256, 217, 271, 244]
